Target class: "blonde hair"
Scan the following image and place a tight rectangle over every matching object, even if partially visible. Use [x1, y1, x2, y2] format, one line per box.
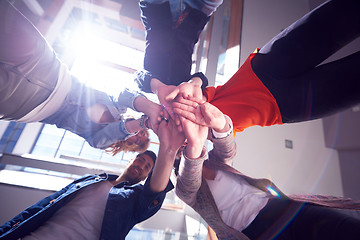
[105, 129, 150, 155]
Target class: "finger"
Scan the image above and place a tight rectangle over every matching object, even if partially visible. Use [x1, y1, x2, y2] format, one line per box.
[175, 97, 199, 108]
[177, 124, 183, 132]
[162, 108, 170, 120]
[172, 101, 197, 112]
[173, 107, 197, 122]
[165, 88, 180, 101]
[174, 113, 181, 126]
[152, 123, 159, 135]
[162, 104, 176, 121]
[184, 95, 206, 105]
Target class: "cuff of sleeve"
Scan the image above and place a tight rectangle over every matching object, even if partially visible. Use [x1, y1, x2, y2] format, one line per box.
[121, 119, 137, 139]
[135, 70, 158, 93]
[189, 72, 208, 90]
[211, 115, 233, 139]
[116, 88, 146, 111]
[142, 174, 174, 208]
[182, 146, 208, 162]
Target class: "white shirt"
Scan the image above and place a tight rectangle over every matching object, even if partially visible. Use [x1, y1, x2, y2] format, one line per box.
[206, 170, 269, 231]
[23, 181, 113, 240]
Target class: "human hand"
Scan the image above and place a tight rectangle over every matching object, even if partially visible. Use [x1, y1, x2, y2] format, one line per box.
[180, 114, 208, 159]
[145, 103, 170, 135]
[173, 96, 227, 132]
[156, 84, 177, 119]
[165, 77, 204, 103]
[157, 118, 186, 153]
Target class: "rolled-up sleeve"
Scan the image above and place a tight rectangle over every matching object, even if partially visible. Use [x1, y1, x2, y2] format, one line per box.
[175, 147, 207, 206]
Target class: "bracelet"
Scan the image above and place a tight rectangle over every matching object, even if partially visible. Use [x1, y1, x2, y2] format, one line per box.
[139, 115, 150, 130]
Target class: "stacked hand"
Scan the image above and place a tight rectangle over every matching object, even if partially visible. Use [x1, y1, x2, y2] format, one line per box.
[151, 77, 228, 156]
[172, 96, 227, 132]
[154, 77, 205, 127]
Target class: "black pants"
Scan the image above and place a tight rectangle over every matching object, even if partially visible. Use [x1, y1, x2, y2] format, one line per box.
[251, 0, 360, 123]
[242, 198, 360, 240]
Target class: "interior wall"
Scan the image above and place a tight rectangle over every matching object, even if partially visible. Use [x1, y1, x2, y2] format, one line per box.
[240, 0, 309, 65]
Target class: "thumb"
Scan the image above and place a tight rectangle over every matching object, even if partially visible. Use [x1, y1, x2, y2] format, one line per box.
[165, 88, 180, 102]
[199, 103, 212, 125]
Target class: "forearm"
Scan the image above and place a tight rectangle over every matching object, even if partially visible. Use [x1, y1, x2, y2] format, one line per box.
[116, 88, 146, 111]
[149, 145, 177, 192]
[124, 118, 143, 134]
[150, 78, 166, 95]
[133, 95, 161, 117]
[175, 146, 207, 206]
[209, 116, 237, 165]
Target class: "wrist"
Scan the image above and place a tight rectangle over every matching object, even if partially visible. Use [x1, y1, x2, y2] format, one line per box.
[133, 95, 147, 112]
[133, 96, 159, 116]
[124, 118, 142, 134]
[185, 143, 204, 159]
[150, 78, 164, 95]
[212, 115, 228, 133]
[183, 145, 207, 161]
[190, 72, 208, 90]
[188, 77, 202, 87]
[211, 115, 233, 138]
[159, 145, 177, 157]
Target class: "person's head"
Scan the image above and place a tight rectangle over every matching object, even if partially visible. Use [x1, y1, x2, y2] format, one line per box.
[121, 150, 157, 184]
[106, 129, 150, 155]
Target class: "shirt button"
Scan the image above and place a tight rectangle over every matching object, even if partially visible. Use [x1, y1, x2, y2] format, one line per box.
[153, 200, 159, 206]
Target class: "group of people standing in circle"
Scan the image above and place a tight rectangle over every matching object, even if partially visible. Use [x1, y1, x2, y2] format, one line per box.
[0, 0, 359, 239]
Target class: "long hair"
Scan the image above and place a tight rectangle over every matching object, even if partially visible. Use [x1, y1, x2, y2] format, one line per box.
[105, 129, 150, 155]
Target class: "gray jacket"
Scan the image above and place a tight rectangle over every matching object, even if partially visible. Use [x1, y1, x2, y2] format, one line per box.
[176, 131, 360, 240]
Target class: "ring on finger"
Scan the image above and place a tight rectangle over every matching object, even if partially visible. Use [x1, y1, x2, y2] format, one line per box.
[161, 117, 169, 123]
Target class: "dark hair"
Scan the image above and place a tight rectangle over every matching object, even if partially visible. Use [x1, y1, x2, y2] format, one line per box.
[138, 150, 157, 165]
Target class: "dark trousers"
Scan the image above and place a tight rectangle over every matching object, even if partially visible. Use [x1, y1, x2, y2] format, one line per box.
[251, 0, 360, 123]
[242, 198, 360, 240]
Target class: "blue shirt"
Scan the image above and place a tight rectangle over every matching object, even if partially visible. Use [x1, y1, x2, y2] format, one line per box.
[0, 173, 173, 240]
[42, 76, 144, 149]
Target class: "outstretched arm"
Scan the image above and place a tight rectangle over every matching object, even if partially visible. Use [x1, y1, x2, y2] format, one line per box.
[149, 118, 185, 192]
[176, 101, 236, 206]
[175, 103, 209, 205]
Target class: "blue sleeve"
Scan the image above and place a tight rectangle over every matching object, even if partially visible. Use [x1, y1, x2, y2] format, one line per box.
[135, 175, 174, 223]
[86, 121, 134, 149]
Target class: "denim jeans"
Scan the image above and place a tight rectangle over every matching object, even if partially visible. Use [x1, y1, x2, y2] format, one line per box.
[251, 0, 360, 122]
